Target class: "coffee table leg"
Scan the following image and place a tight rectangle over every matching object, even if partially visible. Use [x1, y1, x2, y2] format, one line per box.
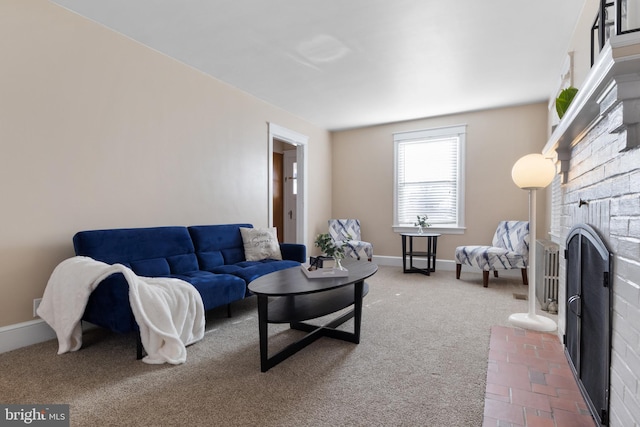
[353, 280, 363, 343]
[256, 282, 369, 371]
[256, 294, 269, 372]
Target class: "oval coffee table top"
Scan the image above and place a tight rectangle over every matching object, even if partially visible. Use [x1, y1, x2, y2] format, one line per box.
[248, 259, 378, 297]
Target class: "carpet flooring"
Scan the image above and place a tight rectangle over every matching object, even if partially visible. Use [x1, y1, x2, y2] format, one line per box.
[0, 265, 555, 426]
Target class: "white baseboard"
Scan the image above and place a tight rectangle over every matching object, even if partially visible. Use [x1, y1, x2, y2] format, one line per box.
[372, 255, 522, 278]
[372, 255, 454, 270]
[0, 319, 56, 354]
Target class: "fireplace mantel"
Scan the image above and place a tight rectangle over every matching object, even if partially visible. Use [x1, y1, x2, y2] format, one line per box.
[543, 34, 640, 183]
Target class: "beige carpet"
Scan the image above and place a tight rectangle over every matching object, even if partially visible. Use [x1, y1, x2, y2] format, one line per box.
[0, 265, 554, 426]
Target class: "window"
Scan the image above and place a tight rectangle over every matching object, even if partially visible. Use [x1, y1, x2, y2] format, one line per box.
[393, 125, 465, 231]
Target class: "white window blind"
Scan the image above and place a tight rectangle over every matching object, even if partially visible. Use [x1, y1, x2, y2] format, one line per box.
[394, 125, 465, 228]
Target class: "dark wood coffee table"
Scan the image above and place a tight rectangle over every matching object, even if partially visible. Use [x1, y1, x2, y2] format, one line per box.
[247, 259, 378, 372]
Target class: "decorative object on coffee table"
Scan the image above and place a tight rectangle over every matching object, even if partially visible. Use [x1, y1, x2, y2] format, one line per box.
[301, 263, 349, 278]
[314, 232, 347, 270]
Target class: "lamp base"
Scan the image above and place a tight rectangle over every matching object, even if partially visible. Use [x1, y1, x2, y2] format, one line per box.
[508, 312, 557, 332]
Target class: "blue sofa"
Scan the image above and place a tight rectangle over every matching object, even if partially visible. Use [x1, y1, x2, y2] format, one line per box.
[72, 224, 305, 344]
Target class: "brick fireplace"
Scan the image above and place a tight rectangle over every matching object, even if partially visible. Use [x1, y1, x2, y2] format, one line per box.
[544, 38, 640, 426]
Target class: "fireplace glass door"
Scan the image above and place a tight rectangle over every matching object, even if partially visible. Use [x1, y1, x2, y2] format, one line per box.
[565, 224, 613, 425]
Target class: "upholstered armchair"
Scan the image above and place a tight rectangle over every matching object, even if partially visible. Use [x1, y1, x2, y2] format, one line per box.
[328, 219, 373, 261]
[454, 220, 529, 287]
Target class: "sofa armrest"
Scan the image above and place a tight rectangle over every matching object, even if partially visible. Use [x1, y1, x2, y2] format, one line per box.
[279, 243, 306, 263]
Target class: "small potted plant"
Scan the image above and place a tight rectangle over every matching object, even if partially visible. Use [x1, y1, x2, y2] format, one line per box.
[556, 86, 578, 120]
[314, 233, 347, 270]
[414, 215, 430, 234]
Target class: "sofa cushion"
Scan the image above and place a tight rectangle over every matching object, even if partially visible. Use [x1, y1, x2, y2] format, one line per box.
[170, 271, 246, 310]
[189, 224, 253, 266]
[83, 269, 247, 334]
[167, 253, 199, 274]
[130, 258, 171, 276]
[239, 227, 282, 261]
[83, 274, 137, 334]
[196, 251, 225, 271]
[210, 259, 300, 286]
[73, 226, 195, 265]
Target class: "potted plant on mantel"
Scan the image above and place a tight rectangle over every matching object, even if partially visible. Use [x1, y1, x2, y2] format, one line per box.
[556, 86, 578, 120]
[314, 233, 347, 270]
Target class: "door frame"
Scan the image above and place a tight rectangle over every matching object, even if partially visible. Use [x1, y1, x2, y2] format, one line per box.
[268, 123, 308, 245]
[282, 149, 297, 243]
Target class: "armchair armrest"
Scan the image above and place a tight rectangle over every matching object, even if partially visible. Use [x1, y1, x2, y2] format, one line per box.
[279, 243, 306, 263]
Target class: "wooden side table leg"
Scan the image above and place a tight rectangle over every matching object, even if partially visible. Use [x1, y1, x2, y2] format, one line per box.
[427, 236, 433, 272]
[401, 235, 407, 272]
[432, 236, 438, 272]
[409, 236, 414, 270]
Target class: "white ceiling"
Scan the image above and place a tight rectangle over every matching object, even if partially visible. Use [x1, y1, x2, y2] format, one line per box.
[51, 0, 586, 131]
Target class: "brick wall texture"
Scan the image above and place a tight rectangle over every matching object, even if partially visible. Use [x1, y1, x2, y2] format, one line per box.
[550, 99, 640, 426]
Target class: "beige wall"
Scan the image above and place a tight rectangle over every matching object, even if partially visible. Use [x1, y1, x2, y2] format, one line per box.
[331, 103, 550, 260]
[569, 0, 601, 90]
[0, 0, 331, 327]
[547, 0, 599, 132]
[1, 0, 573, 329]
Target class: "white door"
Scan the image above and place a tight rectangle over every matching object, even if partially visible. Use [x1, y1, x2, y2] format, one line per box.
[283, 149, 297, 243]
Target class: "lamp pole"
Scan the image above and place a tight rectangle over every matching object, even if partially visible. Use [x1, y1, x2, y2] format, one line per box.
[508, 154, 557, 332]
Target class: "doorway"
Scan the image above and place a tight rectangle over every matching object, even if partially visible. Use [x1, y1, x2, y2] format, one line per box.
[268, 123, 308, 245]
[272, 141, 297, 242]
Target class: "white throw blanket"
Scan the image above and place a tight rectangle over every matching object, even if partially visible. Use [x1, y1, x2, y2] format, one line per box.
[37, 256, 205, 365]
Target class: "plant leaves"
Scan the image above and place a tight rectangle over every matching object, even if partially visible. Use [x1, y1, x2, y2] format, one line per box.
[556, 87, 578, 119]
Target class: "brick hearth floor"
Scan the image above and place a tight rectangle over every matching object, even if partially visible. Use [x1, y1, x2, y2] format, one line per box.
[483, 326, 596, 427]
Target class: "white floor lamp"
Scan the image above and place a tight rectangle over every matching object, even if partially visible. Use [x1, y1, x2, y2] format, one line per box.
[508, 153, 558, 332]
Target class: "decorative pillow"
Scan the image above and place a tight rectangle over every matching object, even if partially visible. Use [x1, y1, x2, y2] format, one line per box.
[239, 227, 282, 261]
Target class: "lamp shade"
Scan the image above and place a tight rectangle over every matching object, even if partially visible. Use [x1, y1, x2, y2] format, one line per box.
[511, 153, 556, 189]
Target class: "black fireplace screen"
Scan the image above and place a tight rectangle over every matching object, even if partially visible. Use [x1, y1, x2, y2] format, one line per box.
[565, 224, 613, 425]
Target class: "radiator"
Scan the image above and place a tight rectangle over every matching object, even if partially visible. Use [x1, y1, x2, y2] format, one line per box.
[535, 239, 559, 311]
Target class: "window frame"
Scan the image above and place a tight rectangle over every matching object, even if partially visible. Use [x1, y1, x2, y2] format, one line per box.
[392, 124, 466, 234]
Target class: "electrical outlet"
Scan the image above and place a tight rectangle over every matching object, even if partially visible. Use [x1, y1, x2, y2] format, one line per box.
[33, 298, 42, 318]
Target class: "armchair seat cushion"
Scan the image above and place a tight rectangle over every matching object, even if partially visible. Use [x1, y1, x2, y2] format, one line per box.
[454, 245, 527, 271]
[334, 239, 373, 261]
[454, 220, 529, 287]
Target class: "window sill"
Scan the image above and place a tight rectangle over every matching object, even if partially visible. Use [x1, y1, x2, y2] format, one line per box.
[392, 226, 466, 235]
